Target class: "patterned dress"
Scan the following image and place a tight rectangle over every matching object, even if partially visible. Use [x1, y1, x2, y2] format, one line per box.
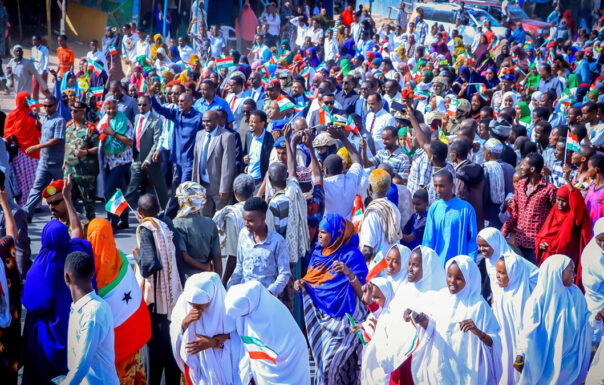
[0, 236, 21, 385]
[11, 150, 38, 207]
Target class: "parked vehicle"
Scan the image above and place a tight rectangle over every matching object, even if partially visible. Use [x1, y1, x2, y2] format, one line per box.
[451, 0, 550, 36]
[416, 3, 507, 45]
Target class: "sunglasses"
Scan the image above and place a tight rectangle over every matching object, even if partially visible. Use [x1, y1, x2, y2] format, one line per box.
[323, 101, 334, 105]
[47, 197, 64, 206]
[138, 103, 148, 106]
[43, 103, 56, 108]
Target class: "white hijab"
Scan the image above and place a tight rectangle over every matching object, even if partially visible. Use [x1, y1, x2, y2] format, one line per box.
[499, 91, 518, 110]
[386, 244, 412, 292]
[516, 255, 592, 385]
[370, 247, 449, 377]
[585, 220, 604, 385]
[492, 252, 535, 385]
[477, 227, 538, 301]
[169, 272, 243, 385]
[225, 281, 310, 385]
[425, 255, 503, 385]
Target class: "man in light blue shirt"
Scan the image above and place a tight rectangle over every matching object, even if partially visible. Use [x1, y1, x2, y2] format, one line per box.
[193, 79, 235, 125]
[208, 25, 226, 58]
[57, 251, 119, 385]
[227, 197, 291, 295]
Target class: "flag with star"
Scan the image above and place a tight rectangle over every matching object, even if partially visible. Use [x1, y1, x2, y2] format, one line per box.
[97, 250, 151, 362]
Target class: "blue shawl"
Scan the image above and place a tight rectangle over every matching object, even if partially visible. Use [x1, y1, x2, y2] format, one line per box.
[22, 220, 93, 375]
[303, 214, 368, 318]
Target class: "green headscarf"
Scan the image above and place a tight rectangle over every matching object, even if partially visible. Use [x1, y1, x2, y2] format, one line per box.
[340, 59, 351, 76]
[517, 101, 531, 125]
[423, 70, 434, 83]
[102, 110, 130, 155]
[277, 40, 293, 65]
[398, 126, 416, 157]
[231, 49, 241, 65]
[567, 73, 580, 89]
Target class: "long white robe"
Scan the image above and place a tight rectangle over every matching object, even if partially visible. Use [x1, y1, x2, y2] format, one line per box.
[225, 281, 310, 385]
[516, 255, 592, 385]
[585, 218, 604, 384]
[169, 272, 244, 385]
[414, 255, 503, 385]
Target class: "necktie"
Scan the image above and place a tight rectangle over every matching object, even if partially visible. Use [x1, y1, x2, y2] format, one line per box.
[230, 95, 237, 111]
[369, 114, 377, 136]
[363, 100, 368, 116]
[251, 90, 256, 101]
[200, 133, 211, 177]
[136, 116, 144, 150]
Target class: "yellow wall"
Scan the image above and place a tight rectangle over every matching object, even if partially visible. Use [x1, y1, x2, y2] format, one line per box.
[66, 2, 108, 42]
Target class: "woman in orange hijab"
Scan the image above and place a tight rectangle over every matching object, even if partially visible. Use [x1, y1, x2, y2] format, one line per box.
[4, 92, 41, 206]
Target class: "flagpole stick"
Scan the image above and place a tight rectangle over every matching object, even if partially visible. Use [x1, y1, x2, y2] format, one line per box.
[564, 131, 568, 165]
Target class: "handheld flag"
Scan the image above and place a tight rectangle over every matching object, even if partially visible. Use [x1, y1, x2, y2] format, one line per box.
[216, 56, 234, 69]
[447, 98, 460, 117]
[346, 313, 367, 345]
[276, 95, 296, 112]
[366, 257, 388, 281]
[105, 189, 129, 216]
[402, 126, 413, 154]
[475, 84, 489, 101]
[92, 60, 104, 76]
[26, 98, 42, 108]
[438, 126, 449, 145]
[351, 195, 364, 232]
[108, 45, 117, 56]
[241, 336, 278, 364]
[345, 115, 359, 135]
[567, 132, 581, 154]
[319, 105, 336, 125]
[90, 86, 104, 100]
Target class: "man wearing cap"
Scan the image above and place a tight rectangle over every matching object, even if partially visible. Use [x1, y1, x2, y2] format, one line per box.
[489, 118, 517, 167]
[191, 110, 236, 217]
[262, 79, 292, 116]
[22, 96, 66, 221]
[6, 45, 49, 95]
[63, 101, 100, 221]
[483, 138, 515, 228]
[41, 177, 83, 232]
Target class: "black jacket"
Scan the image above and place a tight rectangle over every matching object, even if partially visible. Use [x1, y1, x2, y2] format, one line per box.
[243, 129, 274, 180]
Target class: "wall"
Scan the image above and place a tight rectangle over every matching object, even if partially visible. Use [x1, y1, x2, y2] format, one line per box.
[66, 2, 109, 42]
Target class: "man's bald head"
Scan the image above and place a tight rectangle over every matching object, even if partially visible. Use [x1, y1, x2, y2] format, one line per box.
[138, 194, 160, 217]
[202, 110, 218, 132]
[293, 117, 308, 132]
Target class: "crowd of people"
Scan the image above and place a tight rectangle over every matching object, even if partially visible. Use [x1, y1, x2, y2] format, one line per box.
[0, 0, 603, 384]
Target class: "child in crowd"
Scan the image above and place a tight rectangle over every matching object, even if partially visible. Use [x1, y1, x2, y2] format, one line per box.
[571, 145, 596, 194]
[401, 189, 429, 250]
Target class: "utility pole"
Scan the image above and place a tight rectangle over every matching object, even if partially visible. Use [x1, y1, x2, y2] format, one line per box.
[46, 0, 52, 49]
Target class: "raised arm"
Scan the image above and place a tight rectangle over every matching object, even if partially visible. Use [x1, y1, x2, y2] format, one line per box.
[63, 175, 83, 239]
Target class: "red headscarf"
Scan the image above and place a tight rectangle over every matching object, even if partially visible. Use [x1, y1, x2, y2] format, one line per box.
[4, 92, 41, 159]
[563, 10, 576, 37]
[341, 6, 353, 27]
[535, 185, 592, 276]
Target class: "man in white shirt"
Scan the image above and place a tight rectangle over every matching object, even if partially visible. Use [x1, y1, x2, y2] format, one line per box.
[365, 93, 396, 151]
[322, 127, 364, 220]
[351, 12, 362, 45]
[121, 24, 140, 76]
[58, 251, 119, 385]
[324, 28, 339, 62]
[135, 31, 151, 58]
[261, 2, 281, 47]
[308, 19, 324, 45]
[290, 15, 309, 49]
[177, 36, 194, 64]
[225, 75, 249, 132]
[31, 35, 49, 100]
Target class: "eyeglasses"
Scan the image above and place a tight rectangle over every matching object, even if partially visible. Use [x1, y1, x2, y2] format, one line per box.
[243, 110, 251, 114]
[70, 108, 85, 112]
[43, 103, 56, 108]
[323, 101, 334, 105]
[47, 197, 64, 206]
[138, 103, 148, 106]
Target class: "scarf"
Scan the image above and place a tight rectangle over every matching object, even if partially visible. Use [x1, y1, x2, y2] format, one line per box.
[360, 198, 403, 245]
[302, 214, 368, 317]
[535, 185, 592, 269]
[98, 110, 129, 155]
[60, 71, 81, 98]
[175, 182, 207, 218]
[4, 91, 41, 159]
[136, 218, 183, 318]
[517, 101, 532, 125]
[483, 161, 505, 205]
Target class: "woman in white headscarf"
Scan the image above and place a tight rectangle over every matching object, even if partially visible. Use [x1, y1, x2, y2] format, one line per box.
[169, 272, 244, 385]
[584, 218, 604, 384]
[515, 255, 592, 385]
[369, 246, 449, 384]
[225, 280, 310, 385]
[382, 244, 411, 292]
[402, 255, 503, 385]
[477, 227, 538, 299]
[499, 91, 518, 111]
[490, 251, 536, 385]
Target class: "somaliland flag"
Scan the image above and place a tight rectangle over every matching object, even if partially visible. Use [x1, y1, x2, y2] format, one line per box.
[319, 105, 336, 125]
[90, 86, 104, 99]
[105, 189, 129, 216]
[108, 45, 117, 56]
[92, 60, 104, 76]
[567, 132, 581, 154]
[241, 335, 278, 364]
[99, 250, 151, 362]
[345, 115, 359, 135]
[216, 56, 234, 69]
[276, 95, 295, 112]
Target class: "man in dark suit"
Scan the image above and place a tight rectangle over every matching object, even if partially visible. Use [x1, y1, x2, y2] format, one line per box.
[243, 110, 274, 191]
[125, 95, 169, 209]
[307, 91, 344, 131]
[192, 110, 237, 217]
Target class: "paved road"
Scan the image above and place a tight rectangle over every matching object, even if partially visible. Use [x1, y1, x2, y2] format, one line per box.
[29, 201, 139, 258]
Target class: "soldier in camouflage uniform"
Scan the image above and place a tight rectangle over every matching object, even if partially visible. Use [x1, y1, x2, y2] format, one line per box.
[63, 101, 100, 220]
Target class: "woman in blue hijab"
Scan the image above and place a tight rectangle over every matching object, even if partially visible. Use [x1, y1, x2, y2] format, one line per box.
[454, 65, 487, 101]
[484, 66, 500, 90]
[306, 47, 321, 68]
[296, 213, 368, 384]
[21, 219, 93, 384]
